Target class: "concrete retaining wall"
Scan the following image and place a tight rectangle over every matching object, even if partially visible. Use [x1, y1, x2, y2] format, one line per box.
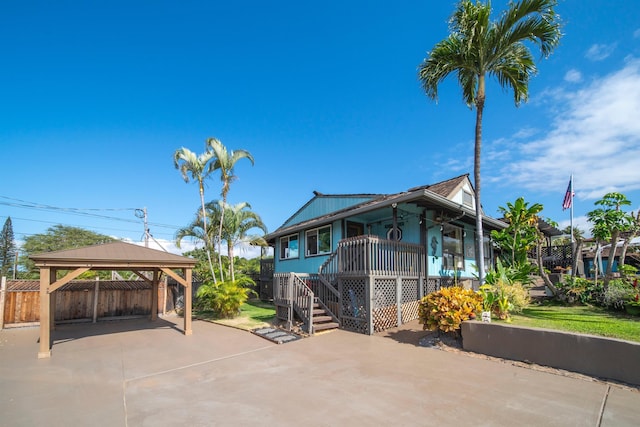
[461, 320, 640, 386]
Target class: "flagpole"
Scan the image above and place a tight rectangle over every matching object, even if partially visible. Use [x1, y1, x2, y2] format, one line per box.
[570, 173, 574, 244]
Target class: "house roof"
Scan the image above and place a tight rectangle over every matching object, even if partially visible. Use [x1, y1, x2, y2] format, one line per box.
[265, 174, 506, 242]
[29, 241, 196, 269]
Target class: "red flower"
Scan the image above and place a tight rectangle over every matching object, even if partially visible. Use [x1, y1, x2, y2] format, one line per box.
[635, 294, 639, 302]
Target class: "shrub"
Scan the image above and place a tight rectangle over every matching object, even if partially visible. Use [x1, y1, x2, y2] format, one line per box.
[418, 287, 483, 334]
[602, 279, 635, 311]
[481, 259, 531, 319]
[557, 276, 603, 305]
[195, 278, 257, 318]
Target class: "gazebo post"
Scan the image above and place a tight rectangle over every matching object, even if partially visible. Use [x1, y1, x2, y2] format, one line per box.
[151, 270, 159, 321]
[184, 268, 192, 335]
[38, 267, 52, 358]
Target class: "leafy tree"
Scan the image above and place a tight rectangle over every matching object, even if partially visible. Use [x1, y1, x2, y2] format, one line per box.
[0, 217, 17, 278]
[174, 144, 217, 281]
[492, 197, 542, 269]
[19, 225, 115, 279]
[587, 192, 634, 289]
[619, 211, 640, 269]
[418, 0, 561, 283]
[207, 138, 255, 282]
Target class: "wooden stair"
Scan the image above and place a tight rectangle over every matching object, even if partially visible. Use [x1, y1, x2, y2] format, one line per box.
[311, 301, 339, 333]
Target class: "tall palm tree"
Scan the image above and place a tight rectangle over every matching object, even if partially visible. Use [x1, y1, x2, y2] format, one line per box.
[218, 201, 267, 281]
[418, 0, 561, 283]
[173, 146, 217, 281]
[207, 138, 255, 281]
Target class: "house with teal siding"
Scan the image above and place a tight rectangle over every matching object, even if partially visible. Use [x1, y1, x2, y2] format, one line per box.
[263, 174, 506, 335]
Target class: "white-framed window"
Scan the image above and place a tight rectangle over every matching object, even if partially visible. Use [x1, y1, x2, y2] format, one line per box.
[280, 234, 299, 259]
[442, 224, 464, 271]
[306, 225, 332, 256]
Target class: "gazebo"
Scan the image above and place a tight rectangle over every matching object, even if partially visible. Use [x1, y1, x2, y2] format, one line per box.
[30, 241, 196, 358]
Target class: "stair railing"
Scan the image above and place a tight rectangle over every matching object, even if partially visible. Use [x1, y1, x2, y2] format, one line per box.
[317, 253, 341, 324]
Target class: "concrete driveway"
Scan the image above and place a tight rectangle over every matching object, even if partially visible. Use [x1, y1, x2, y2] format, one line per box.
[1, 316, 638, 426]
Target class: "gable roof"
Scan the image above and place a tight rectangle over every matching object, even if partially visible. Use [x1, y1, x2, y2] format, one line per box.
[29, 241, 196, 269]
[265, 175, 505, 242]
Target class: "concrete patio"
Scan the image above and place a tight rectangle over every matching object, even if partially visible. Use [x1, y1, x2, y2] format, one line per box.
[1, 315, 638, 426]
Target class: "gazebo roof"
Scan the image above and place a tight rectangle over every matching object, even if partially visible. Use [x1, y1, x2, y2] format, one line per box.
[30, 241, 196, 269]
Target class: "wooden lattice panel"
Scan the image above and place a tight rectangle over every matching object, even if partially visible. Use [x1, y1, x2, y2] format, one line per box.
[373, 305, 398, 332]
[401, 301, 420, 323]
[340, 278, 368, 334]
[425, 278, 438, 295]
[401, 278, 418, 303]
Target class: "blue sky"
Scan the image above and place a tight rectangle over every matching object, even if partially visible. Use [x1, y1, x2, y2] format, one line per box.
[2, 0, 640, 257]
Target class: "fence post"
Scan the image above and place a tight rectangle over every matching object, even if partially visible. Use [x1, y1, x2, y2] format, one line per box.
[308, 292, 314, 334]
[0, 276, 6, 330]
[287, 273, 293, 331]
[92, 277, 100, 323]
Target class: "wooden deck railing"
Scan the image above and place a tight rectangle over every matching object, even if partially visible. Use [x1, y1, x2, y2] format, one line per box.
[338, 235, 425, 277]
[273, 272, 314, 334]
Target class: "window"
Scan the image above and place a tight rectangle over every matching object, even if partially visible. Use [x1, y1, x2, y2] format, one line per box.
[306, 225, 332, 256]
[280, 234, 299, 259]
[442, 224, 464, 270]
[463, 191, 473, 207]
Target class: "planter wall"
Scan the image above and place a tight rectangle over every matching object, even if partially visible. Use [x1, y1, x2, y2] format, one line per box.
[461, 320, 640, 386]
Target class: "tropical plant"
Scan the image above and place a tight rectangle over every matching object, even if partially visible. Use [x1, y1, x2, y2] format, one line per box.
[176, 200, 266, 282]
[174, 145, 217, 280]
[557, 276, 603, 305]
[418, 286, 483, 334]
[195, 278, 257, 318]
[480, 259, 530, 319]
[207, 138, 255, 282]
[587, 192, 634, 289]
[0, 217, 17, 278]
[492, 197, 543, 269]
[418, 0, 561, 283]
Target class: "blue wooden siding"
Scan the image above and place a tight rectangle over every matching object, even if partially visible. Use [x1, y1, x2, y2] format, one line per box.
[282, 196, 377, 228]
[274, 220, 341, 273]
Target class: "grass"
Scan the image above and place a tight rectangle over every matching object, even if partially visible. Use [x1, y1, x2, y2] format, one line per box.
[498, 304, 640, 343]
[193, 299, 276, 331]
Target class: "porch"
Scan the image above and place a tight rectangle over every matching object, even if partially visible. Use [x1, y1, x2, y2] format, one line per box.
[272, 235, 466, 335]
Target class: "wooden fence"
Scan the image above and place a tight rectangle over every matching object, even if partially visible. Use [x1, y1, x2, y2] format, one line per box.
[1, 278, 172, 327]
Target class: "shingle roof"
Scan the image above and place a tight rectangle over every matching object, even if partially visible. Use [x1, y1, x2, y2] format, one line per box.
[29, 241, 196, 268]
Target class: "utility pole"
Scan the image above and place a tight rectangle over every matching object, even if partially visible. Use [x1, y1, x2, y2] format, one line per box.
[135, 208, 149, 247]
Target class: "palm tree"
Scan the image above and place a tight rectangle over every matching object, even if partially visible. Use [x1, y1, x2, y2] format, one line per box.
[218, 201, 267, 281]
[175, 201, 267, 282]
[207, 138, 255, 281]
[418, 0, 561, 283]
[173, 146, 217, 281]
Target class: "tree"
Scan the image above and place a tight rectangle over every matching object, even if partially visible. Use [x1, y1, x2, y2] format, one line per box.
[587, 192, 634, 289]
[418, 0, 561, 283]
[0, 217, 17, 278]
[19, 225, 115, 279]
[217, 201, 267, 281]
[174, 145, 217, 281]
[619, 211, 640, 269]
[492, 197, 542, 269]
[176, 200, 266, 282]
[207, 138, 255, 282]
[557, 226, 585, 278]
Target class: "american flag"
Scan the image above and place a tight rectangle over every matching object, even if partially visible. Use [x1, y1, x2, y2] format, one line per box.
[562, 178, 573, 210]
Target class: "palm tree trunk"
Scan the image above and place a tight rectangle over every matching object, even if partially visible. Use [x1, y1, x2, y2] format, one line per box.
[474, 75, 486, 284]
[228, 241, 235, 282]
[217, 198, 226, 283]
[200, 184, 216, 283]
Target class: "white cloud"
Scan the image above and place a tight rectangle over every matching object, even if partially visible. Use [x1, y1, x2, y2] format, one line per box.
[585, 43, 616, 61]
[564, 69, 582, 83]
[494, 59, 640, 201]
[125, 237, 265, 259]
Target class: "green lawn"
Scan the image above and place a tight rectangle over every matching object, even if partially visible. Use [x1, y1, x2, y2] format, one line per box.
[499, 304, 640, 343]
[194, 299, 276, 331]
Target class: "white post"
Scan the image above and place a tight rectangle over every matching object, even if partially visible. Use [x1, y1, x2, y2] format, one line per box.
[0, 276, 7, 330]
